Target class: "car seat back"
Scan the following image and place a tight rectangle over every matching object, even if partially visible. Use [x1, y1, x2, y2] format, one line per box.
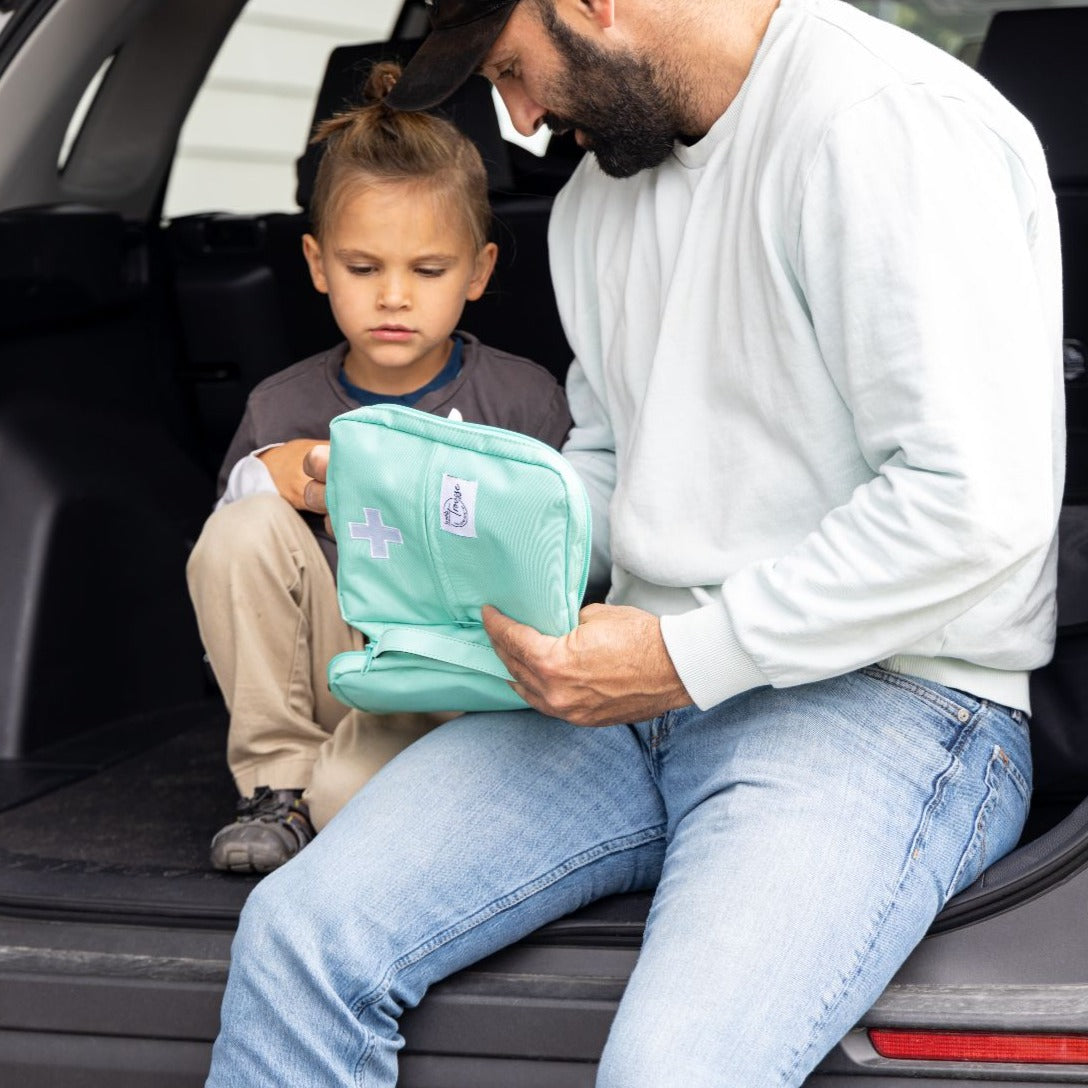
[977, 7, 1088, 501]
[0, 205, 211, 758]
[1027, 505, 1088, 835]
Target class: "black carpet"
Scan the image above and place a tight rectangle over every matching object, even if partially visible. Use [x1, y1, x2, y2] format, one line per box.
[0, 705, 258, 924]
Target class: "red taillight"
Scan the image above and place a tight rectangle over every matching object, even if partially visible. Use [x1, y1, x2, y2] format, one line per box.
[869, 1028, 1088, 1065]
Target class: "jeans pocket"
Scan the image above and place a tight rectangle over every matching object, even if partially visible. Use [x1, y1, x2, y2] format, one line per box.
[859, 666, 981, 755]
[945, 740, 1031, 901]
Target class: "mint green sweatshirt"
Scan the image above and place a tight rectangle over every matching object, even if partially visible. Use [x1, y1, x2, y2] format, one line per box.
[553, 0, 1063, 713]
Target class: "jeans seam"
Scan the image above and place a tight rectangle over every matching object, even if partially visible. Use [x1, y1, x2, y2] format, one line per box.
[347, 823, 667, 1022]
[649, 712, 674, 751]
[946, 742, 1030, 897]
[629, 723, 658, 785]
[861, 665, 978, 723]
[948, 747, 1001, 896]
[781, 724, 966, 1084]
[352, 1034, 376, 1085]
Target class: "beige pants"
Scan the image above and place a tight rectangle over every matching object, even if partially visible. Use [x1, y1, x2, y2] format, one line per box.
[186, 493, 452, 830]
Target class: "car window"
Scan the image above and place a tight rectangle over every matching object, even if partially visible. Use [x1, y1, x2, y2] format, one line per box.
[855, 0, 989, 56]
[163, 0, 401, 219]
[860, 0, 1088, 63]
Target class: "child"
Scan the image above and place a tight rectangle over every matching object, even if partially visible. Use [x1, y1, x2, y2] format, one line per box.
[186, 62, 572, 875]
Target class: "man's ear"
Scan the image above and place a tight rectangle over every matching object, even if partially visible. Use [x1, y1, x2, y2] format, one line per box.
[577, 0, 615, 30]
[465, 242, 499, 302]
[301, 233, 329, 294]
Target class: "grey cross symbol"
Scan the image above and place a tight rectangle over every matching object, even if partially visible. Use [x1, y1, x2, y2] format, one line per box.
[348, 508, 404, 559]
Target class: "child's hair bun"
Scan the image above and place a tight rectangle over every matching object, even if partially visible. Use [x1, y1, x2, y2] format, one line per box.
[307, 55, 491, 250]
[362, 61, 404, 110]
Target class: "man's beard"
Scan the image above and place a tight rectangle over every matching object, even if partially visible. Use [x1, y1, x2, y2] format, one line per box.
[535, 5, 686, 179]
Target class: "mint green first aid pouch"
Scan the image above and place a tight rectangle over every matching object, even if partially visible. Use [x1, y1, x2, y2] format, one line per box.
[325, 404, 592, 714]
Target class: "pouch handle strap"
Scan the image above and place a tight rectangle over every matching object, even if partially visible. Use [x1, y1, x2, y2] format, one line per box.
[372, 627, 515, 682]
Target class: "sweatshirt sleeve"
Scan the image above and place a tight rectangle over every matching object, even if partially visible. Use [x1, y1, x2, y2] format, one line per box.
[562, 356, 616, 598]
[661, 86, 1061, 709]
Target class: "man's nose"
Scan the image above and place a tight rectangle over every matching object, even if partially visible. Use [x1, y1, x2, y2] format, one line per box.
[496, 83, 548, 137]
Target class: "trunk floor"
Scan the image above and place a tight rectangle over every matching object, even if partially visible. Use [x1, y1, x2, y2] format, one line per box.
[0, 700, 1072, 935]
[0, 705, 258, 925]
[0, 705, 651, 936]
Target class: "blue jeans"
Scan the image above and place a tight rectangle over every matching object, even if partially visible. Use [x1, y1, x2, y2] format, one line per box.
[206, 667, 1031, 1087]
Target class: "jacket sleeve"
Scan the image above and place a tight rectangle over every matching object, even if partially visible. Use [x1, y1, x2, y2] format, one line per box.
[562, 357, 616, 599]
[661, 86, 1062, 709]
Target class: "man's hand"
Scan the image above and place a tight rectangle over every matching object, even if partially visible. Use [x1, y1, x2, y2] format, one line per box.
[299, 442, 330, 515]
[258, 439, 328, 512]
[482, 603, 691, 727]
[297, 442, 333, 535]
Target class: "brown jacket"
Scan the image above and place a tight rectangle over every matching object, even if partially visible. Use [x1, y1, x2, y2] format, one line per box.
[216, 333, 573, 568]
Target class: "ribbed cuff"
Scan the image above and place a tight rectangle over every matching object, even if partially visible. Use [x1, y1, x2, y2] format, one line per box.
[660, 602, 770, 711]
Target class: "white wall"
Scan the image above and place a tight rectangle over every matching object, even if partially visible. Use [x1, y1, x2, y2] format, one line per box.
[164, 0, 400, 219]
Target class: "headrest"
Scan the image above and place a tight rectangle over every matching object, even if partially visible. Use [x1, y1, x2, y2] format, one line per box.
[295, 38, 514, 211]
[976, 7, 1088, 185]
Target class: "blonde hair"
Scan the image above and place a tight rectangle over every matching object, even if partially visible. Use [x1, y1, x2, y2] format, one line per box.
[308, 61, 491, 251]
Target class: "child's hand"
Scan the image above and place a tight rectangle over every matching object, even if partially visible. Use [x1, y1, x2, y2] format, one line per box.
[258, 439, 327, 511]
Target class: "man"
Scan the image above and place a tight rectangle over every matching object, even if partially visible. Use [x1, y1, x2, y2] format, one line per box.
[206, 1, 1062, 1084]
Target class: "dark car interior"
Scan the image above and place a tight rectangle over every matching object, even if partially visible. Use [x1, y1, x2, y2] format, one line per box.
[0, 1, 1087, 1083]
[0, 10, 589, 923]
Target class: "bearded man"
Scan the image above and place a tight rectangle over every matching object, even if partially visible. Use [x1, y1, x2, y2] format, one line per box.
[206, 2, 1061, 1084]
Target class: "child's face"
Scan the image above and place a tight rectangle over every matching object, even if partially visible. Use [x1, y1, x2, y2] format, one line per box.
[302, 180, 497, 395]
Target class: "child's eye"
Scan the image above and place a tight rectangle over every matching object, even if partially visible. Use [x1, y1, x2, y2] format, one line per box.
[416, 267, 446, 278]
[347, 264, 377, 276]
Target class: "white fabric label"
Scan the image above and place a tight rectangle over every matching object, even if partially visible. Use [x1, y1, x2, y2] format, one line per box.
[440, 474, 477, 538]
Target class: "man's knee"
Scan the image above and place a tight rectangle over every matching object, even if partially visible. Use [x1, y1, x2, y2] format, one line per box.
[233, 844, 413, 1016]
[229, 862, 297, 971]
[234, 853, 351, 969]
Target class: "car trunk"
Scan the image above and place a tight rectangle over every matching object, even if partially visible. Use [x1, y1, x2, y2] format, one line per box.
[1, 14, 1088, 1073]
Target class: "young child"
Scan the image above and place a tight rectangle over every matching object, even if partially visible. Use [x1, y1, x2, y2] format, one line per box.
[186, 62, 572, 875]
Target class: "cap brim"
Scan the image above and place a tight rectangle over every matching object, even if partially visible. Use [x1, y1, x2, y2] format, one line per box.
[385, 5, 516, 112]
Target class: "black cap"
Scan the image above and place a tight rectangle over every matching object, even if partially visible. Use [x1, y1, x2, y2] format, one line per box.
[385, 0, 519, 111]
